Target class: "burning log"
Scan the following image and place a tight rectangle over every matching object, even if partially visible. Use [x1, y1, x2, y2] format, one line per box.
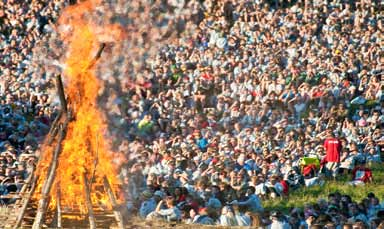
[94, 43, 106, 60]
[103, 176, 126, 229]
[47, 74, 67, 145]
[83, 173, 96, 229]
[32, 121, 68, 229]
[13, 174, 39, 229]
[55, 74, 67, 113]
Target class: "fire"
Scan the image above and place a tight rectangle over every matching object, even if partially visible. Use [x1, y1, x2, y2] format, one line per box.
[34, 0, 123, 214]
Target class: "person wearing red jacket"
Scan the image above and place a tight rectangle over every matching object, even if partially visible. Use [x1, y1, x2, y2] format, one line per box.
[323, 131, 342, 178]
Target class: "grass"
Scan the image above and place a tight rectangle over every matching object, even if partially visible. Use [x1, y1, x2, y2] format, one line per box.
[263, 163, 384, 213]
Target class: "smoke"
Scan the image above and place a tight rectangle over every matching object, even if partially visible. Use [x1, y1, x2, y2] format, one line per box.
[33, 0, 201, 148]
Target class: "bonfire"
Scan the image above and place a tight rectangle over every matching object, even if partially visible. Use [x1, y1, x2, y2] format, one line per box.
[14, 1, 126, 228]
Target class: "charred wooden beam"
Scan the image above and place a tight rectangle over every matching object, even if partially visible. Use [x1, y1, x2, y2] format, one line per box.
[103, 176, 126, 229]
[55, 74, 67, 113]
[86, 43, 106, 70]
[83, 173, 96, 229]
[32, 119, 68, 229]
[13, 174, 39, 229]
[94, 43, 106, 60]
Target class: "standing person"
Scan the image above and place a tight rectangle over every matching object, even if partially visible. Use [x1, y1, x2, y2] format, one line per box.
[323, 131, 342, 179]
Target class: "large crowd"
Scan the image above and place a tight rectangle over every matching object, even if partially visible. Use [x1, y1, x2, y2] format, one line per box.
[1, 0, 384, 228]
[0, 0, 66, 199]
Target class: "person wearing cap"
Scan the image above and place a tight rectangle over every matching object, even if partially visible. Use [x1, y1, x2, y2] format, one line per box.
[139, 190, 156, 218]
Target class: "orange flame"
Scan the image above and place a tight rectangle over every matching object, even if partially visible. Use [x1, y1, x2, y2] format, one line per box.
[34, 0, 123, 214]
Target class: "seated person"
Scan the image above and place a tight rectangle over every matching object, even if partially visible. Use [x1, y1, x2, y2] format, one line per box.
[230, 186, 264, 212]
[348, 161, 373, 186]
[147, 196, 181, 222]
[265, 174, 284, 199]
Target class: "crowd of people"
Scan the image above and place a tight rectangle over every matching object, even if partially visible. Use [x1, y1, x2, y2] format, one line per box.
[0, 0, 383, 228]
[138, 191, 384, 228]
[0, 0, 67, 199]
[113, 0, 383, 228]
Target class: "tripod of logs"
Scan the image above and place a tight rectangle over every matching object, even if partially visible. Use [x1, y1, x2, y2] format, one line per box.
[13, 44, 126, 229]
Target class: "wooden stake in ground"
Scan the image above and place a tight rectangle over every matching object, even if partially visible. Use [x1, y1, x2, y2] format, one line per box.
[57, 185, 62, 228]
[83, 173, 96, 229]
[32, 121, 68, 229]
[103, 176, 126, 229]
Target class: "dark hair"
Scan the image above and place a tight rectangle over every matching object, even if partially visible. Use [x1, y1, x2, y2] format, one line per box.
[247, 186, 256, 193]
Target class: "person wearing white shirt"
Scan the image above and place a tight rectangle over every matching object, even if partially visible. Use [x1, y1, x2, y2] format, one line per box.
[230, 186, 263, 213]
[267, 211, 291, 229]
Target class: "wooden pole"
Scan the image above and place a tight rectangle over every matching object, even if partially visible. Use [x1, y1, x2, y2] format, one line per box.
[94, 43, 106, 60]
[55, 74, 67, 113]
[57, 185, 62, 228]
[47, 110, 63, 145]
[85, 43, 106, 70]
[103, 176, 126, 229]
[15, 165, 36, 204]
[13, 174, 39, 229]
[83, 173, 96, 229]
[32, 120, 68, 229]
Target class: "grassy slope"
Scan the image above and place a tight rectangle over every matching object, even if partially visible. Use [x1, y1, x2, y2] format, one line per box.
[263, 163, 384, 213]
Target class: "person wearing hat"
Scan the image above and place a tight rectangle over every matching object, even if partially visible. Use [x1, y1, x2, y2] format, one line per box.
[139, 190, 156, 218]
